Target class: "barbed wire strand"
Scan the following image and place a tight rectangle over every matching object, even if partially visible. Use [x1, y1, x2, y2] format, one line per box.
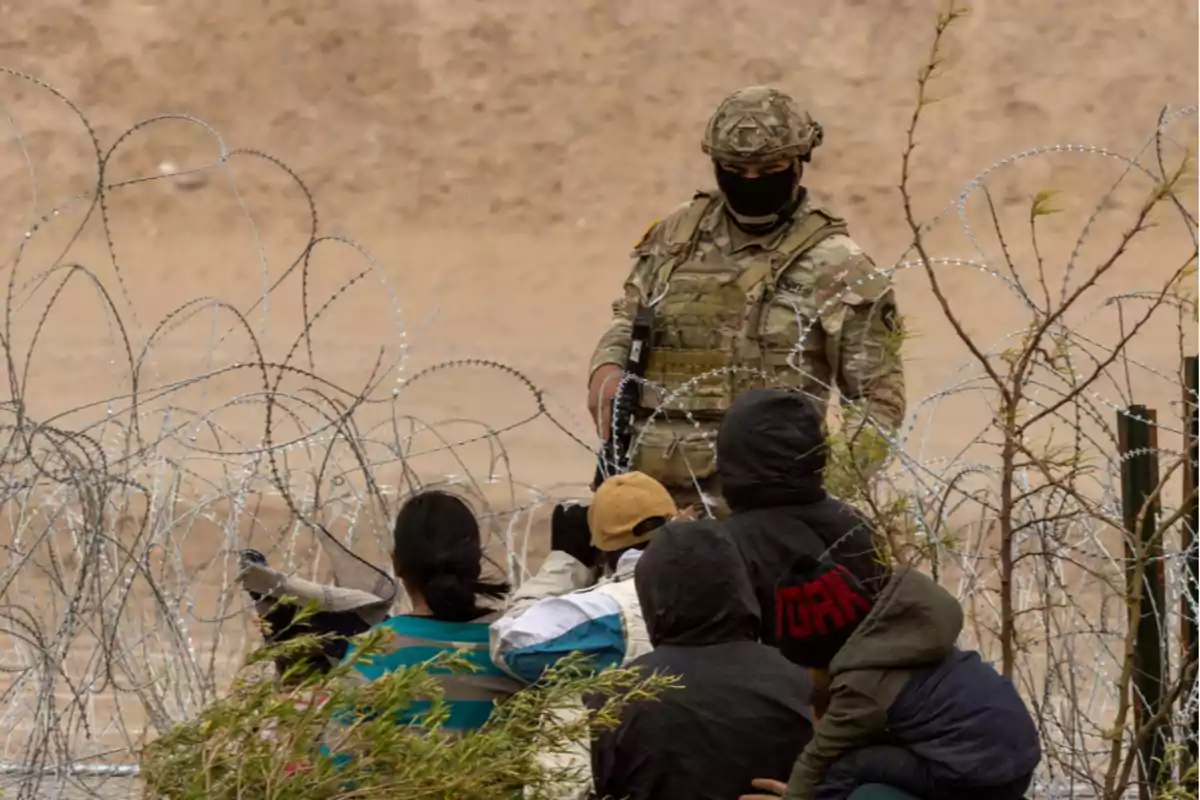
[0, 69, 1195, 799]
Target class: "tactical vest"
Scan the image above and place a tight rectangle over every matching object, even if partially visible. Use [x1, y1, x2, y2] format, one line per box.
[629, 191, 848, 488]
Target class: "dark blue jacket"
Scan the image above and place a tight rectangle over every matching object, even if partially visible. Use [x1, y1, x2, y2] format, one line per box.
[883, 648, 1041, 789]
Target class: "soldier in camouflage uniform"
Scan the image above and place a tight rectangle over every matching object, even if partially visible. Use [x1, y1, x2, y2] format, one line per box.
[586, 86, 906, 514]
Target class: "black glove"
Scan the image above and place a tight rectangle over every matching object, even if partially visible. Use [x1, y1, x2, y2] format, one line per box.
[551, 503, 597, 568]
[238, 549, 268, 600]
[239, 549, 267, 566]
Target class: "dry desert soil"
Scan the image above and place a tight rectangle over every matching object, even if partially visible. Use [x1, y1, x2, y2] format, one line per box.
[0, 0, 1196, 796]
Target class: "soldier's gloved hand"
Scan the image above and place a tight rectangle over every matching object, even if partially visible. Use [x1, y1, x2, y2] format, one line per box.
[551, 503, 597, 568]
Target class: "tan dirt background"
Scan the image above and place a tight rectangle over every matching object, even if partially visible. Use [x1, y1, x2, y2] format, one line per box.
[0, 0, 1196, 794]
[0, 0, 1195, 481]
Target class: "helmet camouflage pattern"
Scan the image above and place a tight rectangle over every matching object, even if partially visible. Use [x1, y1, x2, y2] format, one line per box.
[701, 86, 824, 165]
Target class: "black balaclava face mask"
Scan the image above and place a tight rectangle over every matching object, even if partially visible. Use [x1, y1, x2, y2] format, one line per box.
[715, 160, 804, 233]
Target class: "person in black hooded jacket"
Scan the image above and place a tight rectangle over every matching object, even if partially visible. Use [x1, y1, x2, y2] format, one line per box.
[587, 519, 815, 800]
[717, 387, 888, 649]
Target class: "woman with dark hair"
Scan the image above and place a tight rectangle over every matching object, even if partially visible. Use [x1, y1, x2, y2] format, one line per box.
[339, 489, 520, 731]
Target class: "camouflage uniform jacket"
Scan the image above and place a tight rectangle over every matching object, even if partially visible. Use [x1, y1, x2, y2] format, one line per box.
[588, 190, 905, 489]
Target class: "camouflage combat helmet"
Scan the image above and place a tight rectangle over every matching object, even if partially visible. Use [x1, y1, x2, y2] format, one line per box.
[701, 86, 824, 165]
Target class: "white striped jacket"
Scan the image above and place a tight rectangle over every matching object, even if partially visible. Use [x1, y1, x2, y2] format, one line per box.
[490, 549, 651, 683]
[489, 549, 653, 800]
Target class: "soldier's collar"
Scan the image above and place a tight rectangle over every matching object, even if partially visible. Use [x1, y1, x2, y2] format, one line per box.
[721, 196, 813, 252]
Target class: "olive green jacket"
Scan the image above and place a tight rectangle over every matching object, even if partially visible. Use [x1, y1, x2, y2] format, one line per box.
[783, 568, 964, 800]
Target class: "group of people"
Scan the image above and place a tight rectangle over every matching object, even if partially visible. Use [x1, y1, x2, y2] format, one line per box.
[238, 389, 1041, 800]
[236, 85, 1042, 799]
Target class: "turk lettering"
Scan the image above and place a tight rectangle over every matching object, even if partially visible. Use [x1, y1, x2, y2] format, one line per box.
[776, 564, 872, 640]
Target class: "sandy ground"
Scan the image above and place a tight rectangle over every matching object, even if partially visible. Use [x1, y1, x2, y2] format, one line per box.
[0, 0, 1196, 795]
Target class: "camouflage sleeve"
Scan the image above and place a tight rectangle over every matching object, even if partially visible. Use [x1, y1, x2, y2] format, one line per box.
[811, 234, 907, 437]
[587, 277, 638, 379]
[586, 222, 662, 379]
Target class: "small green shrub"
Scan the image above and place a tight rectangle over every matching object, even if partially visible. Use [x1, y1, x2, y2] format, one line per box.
[139, 628, 672, 799]
[1155, 745, 1199, 800]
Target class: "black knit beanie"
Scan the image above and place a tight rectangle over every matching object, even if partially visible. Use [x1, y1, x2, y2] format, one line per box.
[775, 554, 876, 669]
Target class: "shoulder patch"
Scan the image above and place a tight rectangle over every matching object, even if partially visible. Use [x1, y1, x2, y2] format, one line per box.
[880, 301, 899, 333]
[634, 219, 660, 249]
[834, 255, 892, 304]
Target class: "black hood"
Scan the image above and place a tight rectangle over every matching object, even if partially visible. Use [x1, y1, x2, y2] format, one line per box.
[717, 388, 828, 511]
[634, 519, 760, 647]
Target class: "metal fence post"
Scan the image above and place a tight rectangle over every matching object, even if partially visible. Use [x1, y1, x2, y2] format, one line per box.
[1184, 356, 1199, 769]
[1119, 405, 1167, 800]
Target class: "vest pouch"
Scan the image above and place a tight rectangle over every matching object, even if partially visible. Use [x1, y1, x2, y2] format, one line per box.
[642, 350, 737, 415]
[730, 364, 774, 396]
[628, 418, 719, 489]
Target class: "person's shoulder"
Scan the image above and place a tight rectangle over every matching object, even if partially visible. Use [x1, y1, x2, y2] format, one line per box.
[711, 642, 816, 711]
[724, 512, 784, 557]
[632, 189, 720, 255]
[724, 508, 815, 564]
[585, 655, 661, 714]
[623, 648, 679, 680]
[786, 210, 892, 304]
[383, 614, 491, 645]
[815, 494, 876, 528]
[745, 638, 808, 671]
[906, 649, 1016, 715]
